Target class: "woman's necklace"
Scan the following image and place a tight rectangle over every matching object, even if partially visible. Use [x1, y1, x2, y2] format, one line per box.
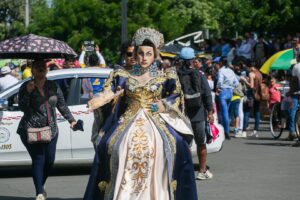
[130, 64, 158, 77]
[131, 65, 150, 76]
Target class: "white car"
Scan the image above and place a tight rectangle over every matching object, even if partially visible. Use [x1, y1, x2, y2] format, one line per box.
[0, 68, 112, 166]
[0, 68, 223, 166]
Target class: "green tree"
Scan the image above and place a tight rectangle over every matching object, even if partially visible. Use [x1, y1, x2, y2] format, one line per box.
[4, 0, 300, 63]
[29, 0, 123, 63]
[0, 0, 26, 40]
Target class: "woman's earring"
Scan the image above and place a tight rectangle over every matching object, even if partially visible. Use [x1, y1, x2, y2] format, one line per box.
[149, 63, 158, 77]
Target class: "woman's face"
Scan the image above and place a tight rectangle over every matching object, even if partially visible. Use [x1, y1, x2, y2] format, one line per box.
[136, 46, 155, 68]
[32, 64, 47, 80]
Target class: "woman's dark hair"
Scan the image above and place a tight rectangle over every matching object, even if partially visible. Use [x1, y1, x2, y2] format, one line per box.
[135, 39, 158, 58]
[220, 57, 228, 67]
[120, 40, 133, 56]
[32, 60, 46, 70]
[87, 53, 99, 67]
[205, 66, 214, 76]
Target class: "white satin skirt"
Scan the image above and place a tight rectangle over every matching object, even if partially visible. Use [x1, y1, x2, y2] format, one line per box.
[113, 110, 169, 200]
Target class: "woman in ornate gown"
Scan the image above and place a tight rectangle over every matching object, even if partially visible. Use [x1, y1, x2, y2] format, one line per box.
[84, 27, 197, 200]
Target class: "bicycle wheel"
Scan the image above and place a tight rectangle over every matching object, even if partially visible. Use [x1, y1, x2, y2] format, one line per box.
[294, 109, 300, 138]
[269, 103, 284, 139]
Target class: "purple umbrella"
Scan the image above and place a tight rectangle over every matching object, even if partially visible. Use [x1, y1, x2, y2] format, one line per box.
[0, 34, 77, 59]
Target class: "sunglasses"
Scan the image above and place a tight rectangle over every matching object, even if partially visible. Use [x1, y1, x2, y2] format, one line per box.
[126, 52, 133, 57]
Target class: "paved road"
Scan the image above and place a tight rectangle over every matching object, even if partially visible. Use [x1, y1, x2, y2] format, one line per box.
[0, 122, 299, 200]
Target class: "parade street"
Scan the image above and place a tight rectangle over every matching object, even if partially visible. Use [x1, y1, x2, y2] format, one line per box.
[0, 122, 299, 200]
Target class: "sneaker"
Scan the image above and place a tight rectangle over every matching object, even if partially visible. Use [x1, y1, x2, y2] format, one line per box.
[233, 128, 238, 135]
[235, 131, 247, 138]
[241, 131, 247, 138]
[43, 186, 47, 198]
[234, 131, 243, 138]
[36, 194, 45, 200]
[249, 130, 258, 137]
[196, 170, 213, 180]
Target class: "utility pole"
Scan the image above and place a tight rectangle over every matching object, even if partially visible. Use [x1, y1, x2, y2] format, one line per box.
[25, 0, 29, 28]
[121, 0, 127, 44]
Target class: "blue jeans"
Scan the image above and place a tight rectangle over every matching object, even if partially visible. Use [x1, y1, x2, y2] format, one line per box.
[230, 99, 240, 119]
[20, 133, 58, 195]
[243, 100, 260, 131]
[287, 96, 299, 133]
[218, 88, 233, 135]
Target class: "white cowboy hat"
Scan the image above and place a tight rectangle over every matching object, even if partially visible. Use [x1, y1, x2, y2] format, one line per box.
[0, 66, 11, 75]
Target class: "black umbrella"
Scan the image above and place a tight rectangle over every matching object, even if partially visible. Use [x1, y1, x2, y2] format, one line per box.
[0, 34, 77, 59]
[160, 42, 184, 55]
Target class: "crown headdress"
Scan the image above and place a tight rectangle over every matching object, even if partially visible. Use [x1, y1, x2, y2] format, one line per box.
[132, 27, 164, 49]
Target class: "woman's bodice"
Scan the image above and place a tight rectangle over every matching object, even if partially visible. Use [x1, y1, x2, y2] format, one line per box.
[125, 75, 165, 114]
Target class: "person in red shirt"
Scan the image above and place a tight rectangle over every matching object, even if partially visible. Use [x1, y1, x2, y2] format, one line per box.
[268, 77, 281, 109]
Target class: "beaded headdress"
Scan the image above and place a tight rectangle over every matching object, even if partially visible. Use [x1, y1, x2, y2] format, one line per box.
[132, 27, 164, 49]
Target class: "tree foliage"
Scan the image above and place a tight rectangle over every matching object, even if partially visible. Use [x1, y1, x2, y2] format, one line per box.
[0, 0, 26, 40]
[1, 0, 300, 63]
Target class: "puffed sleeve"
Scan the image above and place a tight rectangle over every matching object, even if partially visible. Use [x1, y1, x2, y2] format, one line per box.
[88, 69, 128, 110]
[103, 71, 116, 92]
[163, 69, 185, 112]
[103, 69, 128, 93]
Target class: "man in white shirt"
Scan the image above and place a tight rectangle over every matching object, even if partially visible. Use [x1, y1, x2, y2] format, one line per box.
[79, 45, 106, 68]
[0, 66, 18, 92]
[236, 40, 252, 61]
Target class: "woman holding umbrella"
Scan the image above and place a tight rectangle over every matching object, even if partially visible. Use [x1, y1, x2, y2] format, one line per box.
[17, 60, 79, 200]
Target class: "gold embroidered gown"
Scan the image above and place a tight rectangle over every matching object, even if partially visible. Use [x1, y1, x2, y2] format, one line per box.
[84, 68, 197, 200]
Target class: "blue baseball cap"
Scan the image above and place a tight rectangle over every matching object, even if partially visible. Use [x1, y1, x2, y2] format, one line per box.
[179, 47, 195, 60]
[213, 57, 221, 63]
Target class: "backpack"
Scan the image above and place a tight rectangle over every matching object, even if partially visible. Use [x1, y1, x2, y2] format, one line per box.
[233, 82, 244, 97]
[178, 66, 202, 108]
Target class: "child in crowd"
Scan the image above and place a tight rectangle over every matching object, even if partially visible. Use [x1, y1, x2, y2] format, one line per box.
[268, 77, 281, 109]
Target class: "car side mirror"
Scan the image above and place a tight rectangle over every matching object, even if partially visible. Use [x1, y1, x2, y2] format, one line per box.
[0, 98, 8, 110]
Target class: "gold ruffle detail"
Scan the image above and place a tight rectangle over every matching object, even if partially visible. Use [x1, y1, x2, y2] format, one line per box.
[171, 180, 177, 191]
[98, 181, 108, 192]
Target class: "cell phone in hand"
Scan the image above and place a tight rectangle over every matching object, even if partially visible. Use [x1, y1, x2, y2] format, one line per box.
[72, 119, 84, 131]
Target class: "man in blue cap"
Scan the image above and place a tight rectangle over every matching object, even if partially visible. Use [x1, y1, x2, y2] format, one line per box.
[177, 47, 214, 180]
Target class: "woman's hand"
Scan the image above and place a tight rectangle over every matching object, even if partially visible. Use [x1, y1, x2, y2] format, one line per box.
[208, 111, 214, 123]
[156, 99, 166, 113]
[81, 45, 86, 52]
[95, 45, 100, 52]
[70, 121, 77, 129]
[87, 90, 123, 111]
